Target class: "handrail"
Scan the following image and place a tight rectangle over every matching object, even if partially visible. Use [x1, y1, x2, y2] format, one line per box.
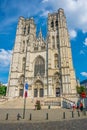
[62, 97, 75, 103]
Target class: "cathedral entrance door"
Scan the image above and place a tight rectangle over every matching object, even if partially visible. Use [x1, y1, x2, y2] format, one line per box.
[34, 89, 38, 97]
[19, 89, 23, 97]
[56, 88, 60, 97]
[34, 80, 44, 97]
[39, 88, 44, 97]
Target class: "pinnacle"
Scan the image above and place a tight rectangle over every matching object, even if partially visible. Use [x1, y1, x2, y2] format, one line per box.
[38, 28, 42, 38]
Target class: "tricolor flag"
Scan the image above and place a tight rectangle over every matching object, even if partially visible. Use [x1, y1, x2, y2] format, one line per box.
[24, 91, 27, 98]
[24, 83, 29, 98]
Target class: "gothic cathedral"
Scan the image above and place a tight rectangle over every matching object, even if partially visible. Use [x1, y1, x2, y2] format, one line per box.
[7, 8, 77, 99]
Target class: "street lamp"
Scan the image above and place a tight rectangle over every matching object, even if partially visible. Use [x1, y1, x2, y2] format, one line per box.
[23, 82, 29, 119]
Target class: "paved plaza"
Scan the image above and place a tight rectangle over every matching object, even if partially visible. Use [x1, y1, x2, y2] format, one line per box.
[0, 118, 87, 130]
[0, 108, 87, 121]
[0, 97, 87, 130]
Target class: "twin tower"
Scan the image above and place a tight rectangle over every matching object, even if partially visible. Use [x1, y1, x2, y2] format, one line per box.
[7, 8, 77, 99]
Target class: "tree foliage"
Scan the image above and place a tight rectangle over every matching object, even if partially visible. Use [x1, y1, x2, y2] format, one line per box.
[76, 86, 86, 95]
[0, 84, 7, 96]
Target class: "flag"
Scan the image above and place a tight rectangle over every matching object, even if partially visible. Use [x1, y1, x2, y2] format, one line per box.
[25, 83, 29, 90]
[24, 83, 29, 98]
[24, 91, 27, 98]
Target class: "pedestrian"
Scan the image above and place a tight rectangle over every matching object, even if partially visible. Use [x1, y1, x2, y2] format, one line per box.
[70, 102, 74, 109]
[70, 102, 75, 110]
[80, 102, 83, 111]
[73, 102, 76, 111]
[77, 101, 80, 110]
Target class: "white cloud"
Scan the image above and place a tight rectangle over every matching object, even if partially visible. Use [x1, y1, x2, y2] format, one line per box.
[42, 0, 49, 3]
[1, 0, 87, 34]
[1, 0, 87, 36]
[40, 10, 50, 17]
[3, 83, 8, 86]
[40, 0, 87, 33]
[69, 29, 77, 39]
[83, 38, 87, 46]
[80, 72, 87, 77]
[0, 49, 12, 67]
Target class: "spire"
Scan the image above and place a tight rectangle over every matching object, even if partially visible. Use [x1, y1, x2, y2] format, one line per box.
[38, 28, 42, 38]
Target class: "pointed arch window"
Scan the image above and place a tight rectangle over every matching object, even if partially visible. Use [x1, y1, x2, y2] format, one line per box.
[54, 54, 58, 68]
[24, 26, 26, 35]
[22, 57, 26, 73]
[51, 21, 54, 28]
[52, 36, 55, 49]
[34, 56, 45, 76]
[55, 20, 58, 27]
[22, 41, 25, 52]
[28, 26, 30, 34]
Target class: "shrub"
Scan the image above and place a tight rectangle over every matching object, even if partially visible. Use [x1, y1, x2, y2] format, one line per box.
[35, 100, 41, 110]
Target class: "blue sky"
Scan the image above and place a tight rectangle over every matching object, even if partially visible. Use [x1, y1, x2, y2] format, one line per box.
[0, 0, 87, 84]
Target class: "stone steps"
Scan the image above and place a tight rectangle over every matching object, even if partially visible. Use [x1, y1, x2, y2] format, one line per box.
[0, 97, 35, 109]
[0, 97, 62, 109]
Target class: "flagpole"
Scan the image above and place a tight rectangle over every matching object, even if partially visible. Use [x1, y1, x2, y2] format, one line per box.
[23, 42, 28, 119]
[23, 96, 26, 119]
[46, 36, 48, 96]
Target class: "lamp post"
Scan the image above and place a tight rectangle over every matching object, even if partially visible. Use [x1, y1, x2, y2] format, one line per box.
[22, 42, 28, 119]
[23, 93, 26, 119]
[23, 83, 29, 119]
[46, 35, 49, 97]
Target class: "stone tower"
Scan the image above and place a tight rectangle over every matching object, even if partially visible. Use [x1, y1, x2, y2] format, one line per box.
[7, 8, 77, 100]
[47, 8, 77, 96]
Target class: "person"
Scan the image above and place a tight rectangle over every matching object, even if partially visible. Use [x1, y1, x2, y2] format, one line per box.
[73, 102, 76, 110]
[77, 101, 80, 110]
[80, 102, 83, 111]
[70, 102, 76, 110]
[70, 102, 74, 109]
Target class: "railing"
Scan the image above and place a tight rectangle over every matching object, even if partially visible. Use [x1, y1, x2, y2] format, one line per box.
[62, 97, 75, 109]
[44, 97, 61, 106]
[44, 101, 61, 106]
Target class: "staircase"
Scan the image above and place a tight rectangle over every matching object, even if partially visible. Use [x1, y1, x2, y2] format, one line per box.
[0, 97, 35, 109]
[44, 97, 61, 107]
[0, 96, 79, 109]
[0, 97, 62, 109]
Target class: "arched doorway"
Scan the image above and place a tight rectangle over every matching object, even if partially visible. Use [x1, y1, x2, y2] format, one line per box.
[56, 87, 60, 97]
[34, 80, 44, 97]
[18, 75, 24, 97]
[54, 72, 61, 97]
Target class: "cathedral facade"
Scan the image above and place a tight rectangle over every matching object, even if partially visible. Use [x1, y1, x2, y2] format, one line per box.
[7, 8, 77, 98]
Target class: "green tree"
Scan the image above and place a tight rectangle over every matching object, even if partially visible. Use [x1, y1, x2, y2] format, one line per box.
[0, 85, 7, 96]
[76, 86, 86, 95]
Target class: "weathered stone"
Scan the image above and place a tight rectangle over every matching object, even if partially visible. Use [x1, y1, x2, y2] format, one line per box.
[7, 8, 77, 102]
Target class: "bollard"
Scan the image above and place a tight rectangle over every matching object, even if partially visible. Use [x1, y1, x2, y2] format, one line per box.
[72, 111, 74, 118]
[29, 113, 32, 120]
[63, 112, 65, 119]
[46, 113, 48, 120]
[77, 111, 80, 117]
[6, 113, 9, 120]
[17, 113, 21, 120]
